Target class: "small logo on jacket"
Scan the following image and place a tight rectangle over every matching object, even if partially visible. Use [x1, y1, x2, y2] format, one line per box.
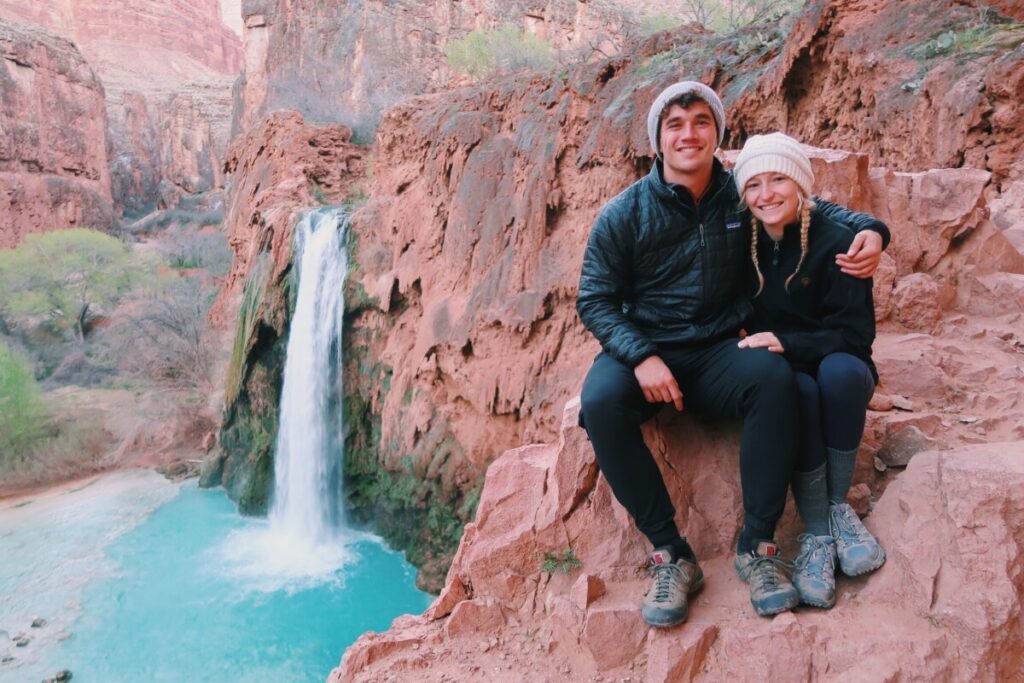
[726, 221, 741, 230]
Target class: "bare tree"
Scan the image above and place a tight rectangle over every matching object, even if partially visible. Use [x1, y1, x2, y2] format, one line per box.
[116, 277, 216, 391]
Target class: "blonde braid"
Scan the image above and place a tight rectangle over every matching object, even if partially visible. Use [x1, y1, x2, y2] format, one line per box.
[750, 215, 765, 297]
[784, 197, 812, 291]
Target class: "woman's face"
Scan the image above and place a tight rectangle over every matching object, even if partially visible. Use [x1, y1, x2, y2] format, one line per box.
[743, 173, 802, 231]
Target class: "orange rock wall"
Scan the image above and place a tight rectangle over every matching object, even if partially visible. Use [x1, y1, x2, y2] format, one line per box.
[0, 21, 114, 247]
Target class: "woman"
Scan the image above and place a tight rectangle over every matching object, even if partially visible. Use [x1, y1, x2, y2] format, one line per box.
[733, 132, 885, 609]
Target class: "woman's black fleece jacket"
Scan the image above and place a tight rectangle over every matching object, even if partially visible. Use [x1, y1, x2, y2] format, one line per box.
[744, 208, 879, 381]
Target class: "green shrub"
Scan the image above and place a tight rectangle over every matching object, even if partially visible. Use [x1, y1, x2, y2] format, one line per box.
[446, 24, 554, 78]
[0, 229, 147, 341]
[0, 339, 51, 464]
[541, 547, 583, 574]
[641, 13, 683, 35]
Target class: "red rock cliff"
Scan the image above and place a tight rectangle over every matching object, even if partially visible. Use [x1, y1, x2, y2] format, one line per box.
[0, 20, 114, 247]
[0, 0, 242, 217]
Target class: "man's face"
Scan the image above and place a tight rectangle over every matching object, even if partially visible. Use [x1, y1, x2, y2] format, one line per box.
[659, 102, 718, 181]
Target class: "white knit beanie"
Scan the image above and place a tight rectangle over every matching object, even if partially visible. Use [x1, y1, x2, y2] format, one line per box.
[646, 81, 726, 154]
[733, 132, 814, 197]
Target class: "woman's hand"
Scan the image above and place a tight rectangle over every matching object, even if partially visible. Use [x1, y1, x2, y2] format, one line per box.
[737, 332, 785, 354]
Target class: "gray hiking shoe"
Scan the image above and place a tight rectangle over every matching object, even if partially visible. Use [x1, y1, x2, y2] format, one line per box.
[829, 502, 886, 576]
[641, 547, 704, 628]
[793, 534, 837, 608]
[734, 541, 799, 617]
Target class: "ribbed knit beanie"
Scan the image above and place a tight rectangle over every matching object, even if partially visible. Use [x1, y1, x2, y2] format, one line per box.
[733, 132, 815, 197]
[646, 81, 726, 154]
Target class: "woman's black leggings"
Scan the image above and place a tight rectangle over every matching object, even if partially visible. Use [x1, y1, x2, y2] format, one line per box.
[793, 352, 876, 472]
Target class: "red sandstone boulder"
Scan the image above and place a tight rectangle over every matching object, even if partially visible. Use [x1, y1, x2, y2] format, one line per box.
[892, 272, 943, 331]
[869, 167, 991, 275]
[333, 407, 1024, 681]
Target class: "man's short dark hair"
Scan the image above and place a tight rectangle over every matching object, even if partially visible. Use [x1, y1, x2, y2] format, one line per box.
[659, 91, 712, 122]
[657, 91, 719, 148]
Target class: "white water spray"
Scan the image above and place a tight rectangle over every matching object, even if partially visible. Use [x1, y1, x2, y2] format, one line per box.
[269, 207, 349, 543]
[219, 208, 357, 588]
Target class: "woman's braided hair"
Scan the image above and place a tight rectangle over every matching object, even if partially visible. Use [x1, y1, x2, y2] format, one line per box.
[749, 193, 816, 297]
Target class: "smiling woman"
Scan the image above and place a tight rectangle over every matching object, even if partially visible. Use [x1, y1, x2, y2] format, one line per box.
[734, 131, 885, 609]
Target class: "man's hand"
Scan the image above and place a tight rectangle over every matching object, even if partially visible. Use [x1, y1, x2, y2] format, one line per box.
[634, 355, 683, 411]
[737, 332, 785, 354]
[835, 230, 883, 278]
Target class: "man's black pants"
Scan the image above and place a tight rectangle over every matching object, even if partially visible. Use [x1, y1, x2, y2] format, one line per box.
[579, 337, 799, 551]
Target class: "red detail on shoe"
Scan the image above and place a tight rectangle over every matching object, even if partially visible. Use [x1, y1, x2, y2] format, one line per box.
[757, 542, 779, 557]
[651, 551, 669, 565]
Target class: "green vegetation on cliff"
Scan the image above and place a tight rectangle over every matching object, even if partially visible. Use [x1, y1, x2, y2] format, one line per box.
[216, 261, 294, 515]
[341, 345, 482, 593]
[446, 24, 555, 78]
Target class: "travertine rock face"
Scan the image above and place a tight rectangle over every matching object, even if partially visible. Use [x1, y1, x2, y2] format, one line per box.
[334, 410, 1024, 681]
[0, 21, 114, 247]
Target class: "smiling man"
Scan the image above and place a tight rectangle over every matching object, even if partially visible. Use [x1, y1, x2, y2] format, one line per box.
[576, 81, 889, 626]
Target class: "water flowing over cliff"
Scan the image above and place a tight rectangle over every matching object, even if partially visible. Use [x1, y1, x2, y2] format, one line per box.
[270, 208, 349, 543]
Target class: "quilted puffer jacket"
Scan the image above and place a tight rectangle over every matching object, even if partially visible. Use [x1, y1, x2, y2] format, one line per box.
[576, 159, 889, 367]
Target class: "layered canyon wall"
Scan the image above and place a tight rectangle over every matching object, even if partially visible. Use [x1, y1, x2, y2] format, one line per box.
[0, 0, 242, 228]
[0, 21, 113, 247]
[216, 0, 1024, 596]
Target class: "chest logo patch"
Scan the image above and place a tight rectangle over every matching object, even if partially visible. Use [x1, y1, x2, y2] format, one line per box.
[726, 221, 741, 230]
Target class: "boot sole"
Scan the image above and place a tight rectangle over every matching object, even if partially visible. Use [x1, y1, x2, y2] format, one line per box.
[753, 597, 799, 617]
[798, 597, 836, 609]
[839, 551, 886, 577]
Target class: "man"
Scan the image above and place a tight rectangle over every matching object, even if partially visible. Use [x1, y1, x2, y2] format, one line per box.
[576, 81, 887, 626]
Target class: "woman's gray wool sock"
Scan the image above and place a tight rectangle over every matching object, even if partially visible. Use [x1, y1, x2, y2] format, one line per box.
[793, 463, 830, 537]
[826, 446, 860, 505]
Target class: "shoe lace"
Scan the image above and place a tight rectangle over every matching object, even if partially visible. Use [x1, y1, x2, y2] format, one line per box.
[647, 562, 685, 603]
[795, 533, 835, 580]
[832, 504, 872, 544]
[748, 554, 793, 591]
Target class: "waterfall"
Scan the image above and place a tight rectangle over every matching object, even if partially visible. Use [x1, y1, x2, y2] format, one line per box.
[268, 207, 348, 544]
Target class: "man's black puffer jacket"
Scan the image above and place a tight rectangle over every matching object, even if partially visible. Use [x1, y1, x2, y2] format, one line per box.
[576, 158, 890, 367]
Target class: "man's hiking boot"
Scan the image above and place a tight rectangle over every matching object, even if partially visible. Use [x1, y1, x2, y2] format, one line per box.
[829, 502, 886, 576]
[641, 547, 704, 627]
[734, 541, 799, 616]
[793, 534, 837, 608]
